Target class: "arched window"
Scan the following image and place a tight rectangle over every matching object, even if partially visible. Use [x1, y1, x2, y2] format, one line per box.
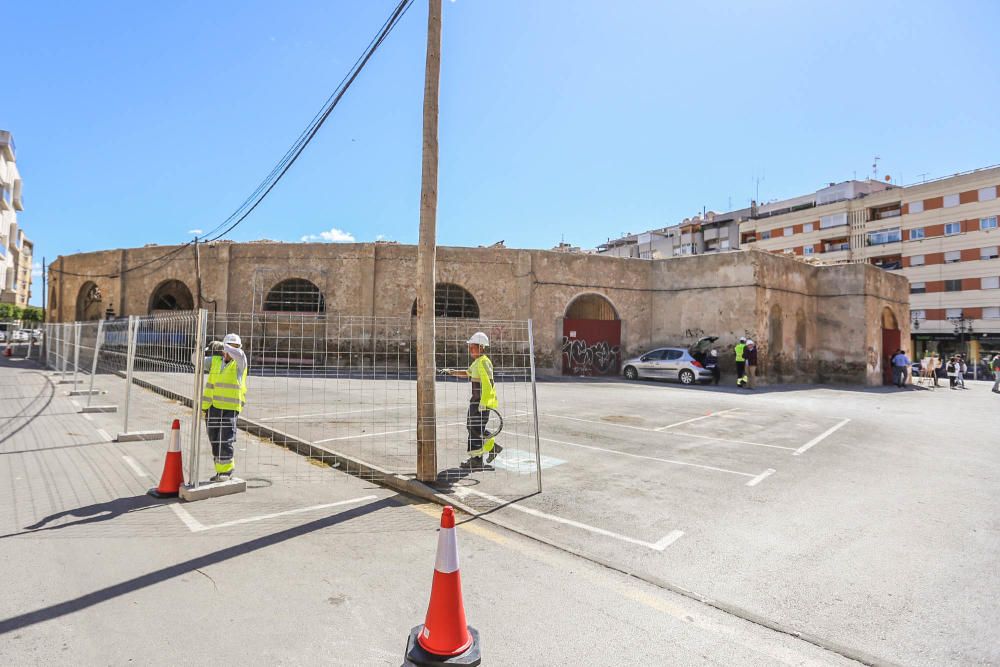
[76, 281, 104, 321]
[565, 293, 618, 320]
[411, 283, 479, 318]
[149, 280, 194, 313]
[264, 278, 326, 313]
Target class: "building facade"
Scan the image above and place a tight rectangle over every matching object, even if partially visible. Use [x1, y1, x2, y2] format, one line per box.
[738, 166, 1000, 361]
[597, 211, 741, 260]
[0, 130, 31, 308]
[48, 242, 908, 385]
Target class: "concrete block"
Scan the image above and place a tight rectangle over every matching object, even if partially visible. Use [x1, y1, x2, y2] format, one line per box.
[69, 389, 105, 396]
[81, 405, 117, 413]
[116, 431, 165, 442]
[57, 379, 80, 385]
[180, 478, 247, 502]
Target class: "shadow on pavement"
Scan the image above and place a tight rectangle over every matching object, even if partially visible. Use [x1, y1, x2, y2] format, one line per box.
[18, 494, 169, 535]
[0, 372, 55, 446]
[0, 496, 398, 636]
[559, 375, 934, 395]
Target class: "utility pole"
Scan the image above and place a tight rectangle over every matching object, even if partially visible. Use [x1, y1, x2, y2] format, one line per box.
[415, 0, 442, 483]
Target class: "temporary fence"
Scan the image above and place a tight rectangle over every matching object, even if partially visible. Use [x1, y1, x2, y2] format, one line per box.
[42, 310, 542, 499]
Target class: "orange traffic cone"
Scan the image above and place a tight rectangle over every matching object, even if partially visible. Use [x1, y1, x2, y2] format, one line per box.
[2, 345, 11, 357]
[405, 506, 481, 666]
[148, 420, 184, 498]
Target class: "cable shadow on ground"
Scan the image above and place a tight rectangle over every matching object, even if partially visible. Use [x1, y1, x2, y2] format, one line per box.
[0, 496, 398, 635]
[0, 372, 56, 445]
[10, 494, 170, 537]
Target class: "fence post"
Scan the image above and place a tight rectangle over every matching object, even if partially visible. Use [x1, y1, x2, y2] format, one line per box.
[122, 316, 138, 434]
[72, 322, 82, 386]
[527, 319, 543, 494]
[87, 319, 104, 407]
[61, 323, 70, 373]
[189, 309, 208, 488]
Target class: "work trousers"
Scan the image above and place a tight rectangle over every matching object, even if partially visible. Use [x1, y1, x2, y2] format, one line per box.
[735, 361, 746, 385]
[747, 364, 757, 388]
[206, 406, 238, 472]
[467, 403, 490, 457]
[892, 366, 906, 387]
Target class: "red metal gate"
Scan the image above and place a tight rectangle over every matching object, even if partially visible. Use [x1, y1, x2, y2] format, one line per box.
[882, 327, 900, 385]
[562, 319, 621, 376]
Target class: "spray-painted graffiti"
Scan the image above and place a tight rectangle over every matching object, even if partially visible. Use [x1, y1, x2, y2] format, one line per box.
[684, 327, 706, 340]
[561, 337, 621, 376]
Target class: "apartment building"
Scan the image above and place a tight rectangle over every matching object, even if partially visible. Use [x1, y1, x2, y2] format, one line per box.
[597, 211, 741, 260]
[739, 166, 1000, 360]
[0, 130, 31, 308]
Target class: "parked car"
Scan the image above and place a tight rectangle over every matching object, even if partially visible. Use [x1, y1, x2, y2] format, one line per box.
[12, 330, 30, 343]
[31, 329, 43, 342]
[622, 337, 717, 385]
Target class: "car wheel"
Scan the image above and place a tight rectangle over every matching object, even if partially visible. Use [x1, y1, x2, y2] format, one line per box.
[679, 369, 695, 385]
[624, 366, 638, 380]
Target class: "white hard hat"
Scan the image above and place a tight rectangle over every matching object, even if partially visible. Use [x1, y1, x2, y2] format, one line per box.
[467, 332, 489, 346]
[223, 333, 242, 347]
[739, 337, 746, 343]
[746, 339, 754, 345]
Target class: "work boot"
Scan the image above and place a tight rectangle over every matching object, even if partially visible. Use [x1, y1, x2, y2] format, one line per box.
[486, 444, 504, 463]
[210, 471, 233, 482]
[460, 456, 484, 470]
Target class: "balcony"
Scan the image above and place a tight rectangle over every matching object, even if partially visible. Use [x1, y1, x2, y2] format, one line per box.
[870, 203, 902, 221]
[0, 131, 13, 161]
[822, 238, 851, 254]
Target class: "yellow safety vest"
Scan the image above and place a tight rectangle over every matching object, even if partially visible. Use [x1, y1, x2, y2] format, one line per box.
[203, 355, 248, 412]
[468, 355, 498, 410]
[734, 343, 746, 362]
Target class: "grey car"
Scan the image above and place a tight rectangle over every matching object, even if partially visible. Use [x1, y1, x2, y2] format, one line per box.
[622, 340, 716, 385]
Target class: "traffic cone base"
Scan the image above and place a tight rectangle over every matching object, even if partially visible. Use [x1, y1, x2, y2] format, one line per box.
[148, 419, 184, 498]
[405, 625, 480, 667]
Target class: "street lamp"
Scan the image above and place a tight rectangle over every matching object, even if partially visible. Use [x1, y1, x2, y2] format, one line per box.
[951, 315, 975, 379]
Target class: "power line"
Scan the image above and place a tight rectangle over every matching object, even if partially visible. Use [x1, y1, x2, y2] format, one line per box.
[50, 0, 415, 279]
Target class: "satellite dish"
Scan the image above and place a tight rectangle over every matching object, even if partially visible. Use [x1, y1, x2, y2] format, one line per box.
[884, 175, 891, 182]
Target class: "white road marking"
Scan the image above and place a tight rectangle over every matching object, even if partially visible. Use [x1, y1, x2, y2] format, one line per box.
[122, 455, 150, 478]
[313, 412, 529, 445]
[745, 468, 776, 487]
[81, 413, 93, 421]
[793, 418, 851, 456]
[454, 487, 684, 551]
[506, 430, 756, 478]
[96, 428, 112, 442]
[666, 430, 796, 451]
[70, 399, 80, 409]
[258, 405, 409, 422]
[654, 408, 740, 431]
[171, 496, 379, 533]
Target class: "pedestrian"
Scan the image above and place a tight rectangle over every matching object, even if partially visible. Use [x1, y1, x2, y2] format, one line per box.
[930, 352, 941, 387]
[947, 356, 958, 389]
[991, 354, 1000, 393]
[891, 348, 910, 388]
[745, 339, 758, 389]
[957, 356, 967, 389]
[446, 331, 502, 470]
[706, 348, 721, 385]
[734, 337, 748, 388]
[200, 333, 248, 481]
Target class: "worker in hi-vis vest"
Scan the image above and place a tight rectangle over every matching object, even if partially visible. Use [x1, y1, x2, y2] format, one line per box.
[734, 337, 748, 388]
[200, 333, 248, 481]
[445, 331, 503, 470]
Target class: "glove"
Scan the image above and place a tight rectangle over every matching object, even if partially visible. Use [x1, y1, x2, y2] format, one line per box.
[206, 340, 225, 355]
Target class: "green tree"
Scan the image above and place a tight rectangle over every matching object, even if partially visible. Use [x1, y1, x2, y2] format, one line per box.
[22, 307, 44, 323]
[0, 303, 12, 320]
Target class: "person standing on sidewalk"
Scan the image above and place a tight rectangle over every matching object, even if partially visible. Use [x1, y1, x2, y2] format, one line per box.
[734, 337, 748, 388]
[446, 331, 502, 470]
[991, 354, 1000, 393]
[200, 333, 248, 481]
[745, 339, 759, 389]
[706, 348, 721, 385]
[891, 349, 910, 388]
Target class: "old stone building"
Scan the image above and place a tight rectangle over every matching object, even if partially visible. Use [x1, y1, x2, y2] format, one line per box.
[48, 241, 909, 384]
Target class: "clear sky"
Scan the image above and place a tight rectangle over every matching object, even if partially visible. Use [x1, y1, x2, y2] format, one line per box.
[5, 0, 999, 292]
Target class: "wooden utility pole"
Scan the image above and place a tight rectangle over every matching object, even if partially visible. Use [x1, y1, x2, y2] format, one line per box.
[415, 0, 442, 482]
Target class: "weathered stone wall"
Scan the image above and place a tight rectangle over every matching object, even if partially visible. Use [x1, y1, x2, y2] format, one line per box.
[47, 242, 908, 385]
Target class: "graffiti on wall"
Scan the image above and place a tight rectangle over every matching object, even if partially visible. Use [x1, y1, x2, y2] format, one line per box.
[561, 337, 621, 376]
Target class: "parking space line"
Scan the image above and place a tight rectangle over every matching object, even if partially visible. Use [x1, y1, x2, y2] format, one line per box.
[793, 418, 850, 456]
[507, 430, 756, 478]
[543, 413, 650, 432]
[745, 468, 775, 487]
[257, 405, 409, 422]
[96, 428, 112, 442]
[665, 430, 796, 451]
[655, 408, 740, 431]
[122, 455, 150, 478]
[454, 487, 684, 551]
[182, 496, 380, 532]
[313, 412, 529, 445]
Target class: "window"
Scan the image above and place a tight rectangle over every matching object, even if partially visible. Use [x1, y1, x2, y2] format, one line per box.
[910, 282, 926, 294]
[944, 222, 961, 236]
[264, 278, 326, 312]
[944, 279, 962, 292]
[979, 186, 997, 202]
[784, 227, 794, 237]
[760, 230, 771, 240]
[866, 228, 901, 246]
[720, 239, 730, 250]
[946, 308, 963, 319]
[981, 246, 999, 260]
[911, 309, 926, 320]
[984, 307, 1000, 319]
[803, 245, 815, 255]
[982, 277, 1000, 289]
[944, 250, 961, 263]
[908, 200, 924, 214]
[642, 350, 666, 361]
[664, 349, 684, 361]
[411, 283, 480, 318]
[820, 212, 848, 229]
[981, 216, 998, 231]
[803, 223, 814, 233]
[943, 193, 960, 208]
[909, 228, 925, 240]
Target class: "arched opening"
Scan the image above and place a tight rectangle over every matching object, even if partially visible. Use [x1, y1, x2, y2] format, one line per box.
[264, 278, 326, 313]
[410, 283, 479, 319]
[881, 306, 900, 385]
[565, 293, 619, 321]
[562, 292, 621, 376]
[76, 282, 104, 321]
[49, 286, 58, 316]
[148, 279, 194, 313]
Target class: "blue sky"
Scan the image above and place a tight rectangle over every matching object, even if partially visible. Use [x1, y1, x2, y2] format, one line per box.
[5, 0, 999, 287]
